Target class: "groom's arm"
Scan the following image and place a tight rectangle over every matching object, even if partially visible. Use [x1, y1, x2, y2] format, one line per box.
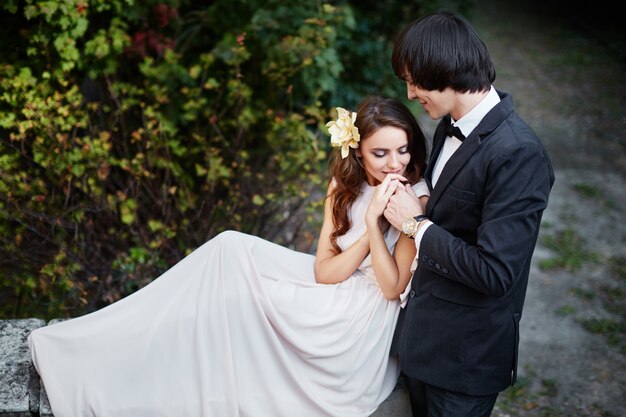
[418, 142, 554, 297]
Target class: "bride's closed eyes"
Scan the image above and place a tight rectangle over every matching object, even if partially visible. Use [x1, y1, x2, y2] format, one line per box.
[371, 146, 409, 158]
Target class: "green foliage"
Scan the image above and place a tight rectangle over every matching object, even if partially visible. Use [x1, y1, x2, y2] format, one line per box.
[573, 182, 615, 209]
[578, 317, 626, 353]
[494, 366, 596, 417]
[580, 259, 626, 355]
[554, 304, 576, 316]
[539, 228, 598, 272]
[570, 286, 595, 301]
[609, 256, 626, 280]
[0, 0, 441, 319]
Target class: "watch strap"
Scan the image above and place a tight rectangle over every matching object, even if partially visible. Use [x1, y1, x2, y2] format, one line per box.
[410, 214, 429, 239]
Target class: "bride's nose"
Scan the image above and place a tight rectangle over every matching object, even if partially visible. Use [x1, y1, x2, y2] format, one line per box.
[387, 153, 402, 170]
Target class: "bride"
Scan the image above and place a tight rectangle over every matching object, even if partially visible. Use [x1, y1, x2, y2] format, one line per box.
[28, 95, 428, 417]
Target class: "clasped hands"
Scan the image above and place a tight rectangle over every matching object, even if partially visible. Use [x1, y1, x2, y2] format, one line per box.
[366, 173, 424, 232]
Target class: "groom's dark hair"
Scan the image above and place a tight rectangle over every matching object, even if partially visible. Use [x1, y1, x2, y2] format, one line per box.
[392, 10, 496, 93]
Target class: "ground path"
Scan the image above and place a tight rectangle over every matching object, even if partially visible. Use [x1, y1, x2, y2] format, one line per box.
[376, 0, 626, 415]
[472, 1, 625, 415]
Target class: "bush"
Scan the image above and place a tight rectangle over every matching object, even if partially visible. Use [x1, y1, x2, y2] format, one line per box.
[0, 0, 448, 319]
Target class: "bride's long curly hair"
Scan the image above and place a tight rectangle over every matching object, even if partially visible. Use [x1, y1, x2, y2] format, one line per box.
[327, 96, 427, 252]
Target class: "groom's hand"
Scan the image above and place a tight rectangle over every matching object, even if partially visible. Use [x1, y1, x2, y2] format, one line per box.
[384, 184, 423, 230]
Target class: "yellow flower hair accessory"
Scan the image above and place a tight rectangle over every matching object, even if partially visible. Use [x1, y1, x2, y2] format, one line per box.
[325, 107, 360, 159]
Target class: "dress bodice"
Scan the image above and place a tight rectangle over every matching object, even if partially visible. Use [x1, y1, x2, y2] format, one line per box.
[336, 183, 401, 277]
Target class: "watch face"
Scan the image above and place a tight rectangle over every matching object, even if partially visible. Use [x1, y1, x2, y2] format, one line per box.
[402, 218, 417, 236]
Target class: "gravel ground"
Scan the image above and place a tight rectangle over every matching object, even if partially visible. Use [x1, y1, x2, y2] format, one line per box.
[465, 1, 625, 415]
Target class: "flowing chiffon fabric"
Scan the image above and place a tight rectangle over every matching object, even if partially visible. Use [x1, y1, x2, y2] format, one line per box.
[28, 183, 403, 417]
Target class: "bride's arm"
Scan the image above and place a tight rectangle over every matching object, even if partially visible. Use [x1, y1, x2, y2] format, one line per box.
[314, 181, 370, 284]
[367, 176, 417, 300]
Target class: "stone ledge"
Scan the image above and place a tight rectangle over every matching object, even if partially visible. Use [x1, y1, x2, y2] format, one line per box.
[0, 319, 45, 417]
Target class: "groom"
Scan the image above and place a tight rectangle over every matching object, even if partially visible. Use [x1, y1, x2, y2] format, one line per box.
[384, 10, 555, 416]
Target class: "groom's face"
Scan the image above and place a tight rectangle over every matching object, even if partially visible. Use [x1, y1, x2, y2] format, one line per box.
[405, 81, 455, 121]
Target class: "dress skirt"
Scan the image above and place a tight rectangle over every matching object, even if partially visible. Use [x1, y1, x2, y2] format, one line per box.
[29, 230, 401, 417]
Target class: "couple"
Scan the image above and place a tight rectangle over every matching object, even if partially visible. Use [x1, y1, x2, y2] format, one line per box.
[28, 10, 554, 417]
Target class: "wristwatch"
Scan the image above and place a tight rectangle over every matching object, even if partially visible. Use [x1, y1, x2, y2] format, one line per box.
[401, 215, 429, 239]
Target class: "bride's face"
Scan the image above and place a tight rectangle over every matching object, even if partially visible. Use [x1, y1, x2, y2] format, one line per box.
[357, 126, 410, 186]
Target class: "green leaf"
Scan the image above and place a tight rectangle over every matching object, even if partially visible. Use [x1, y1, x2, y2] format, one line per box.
[120, 198, 137, 225]
[252, 195, 265, 206]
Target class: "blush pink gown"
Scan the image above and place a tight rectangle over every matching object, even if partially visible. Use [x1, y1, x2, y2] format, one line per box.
[28, 182, 412, 417]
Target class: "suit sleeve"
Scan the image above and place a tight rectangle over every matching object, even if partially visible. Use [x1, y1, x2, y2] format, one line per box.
[420, 142, 554, 297]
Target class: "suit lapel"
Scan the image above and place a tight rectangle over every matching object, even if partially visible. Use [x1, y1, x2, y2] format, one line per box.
[425, 93, 514, 214]
[426, 135, 481, 212]
[424, 119, 448, 192]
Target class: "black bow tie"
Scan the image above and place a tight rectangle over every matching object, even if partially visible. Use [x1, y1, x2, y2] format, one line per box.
[445, 120, 466, 141]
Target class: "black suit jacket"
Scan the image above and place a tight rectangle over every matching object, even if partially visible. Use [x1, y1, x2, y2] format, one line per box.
[394, 91, 555, 395]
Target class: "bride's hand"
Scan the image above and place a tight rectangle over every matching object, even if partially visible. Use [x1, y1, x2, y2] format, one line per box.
[365, 174, 406, 227]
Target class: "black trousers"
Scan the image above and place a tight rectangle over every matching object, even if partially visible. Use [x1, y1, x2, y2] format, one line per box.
[406, 376, 498, 417]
